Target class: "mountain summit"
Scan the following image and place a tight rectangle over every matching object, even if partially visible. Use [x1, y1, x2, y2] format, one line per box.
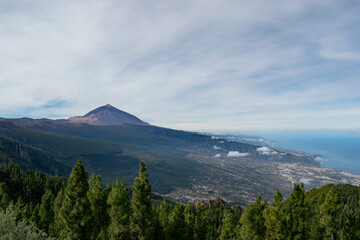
[68, 104, 148, 125]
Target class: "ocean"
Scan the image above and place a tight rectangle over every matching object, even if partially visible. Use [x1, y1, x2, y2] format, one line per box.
[244, 130, 360, 175]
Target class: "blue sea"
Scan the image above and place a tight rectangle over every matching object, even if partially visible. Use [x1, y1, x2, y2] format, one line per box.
[244, 130, 360, 175]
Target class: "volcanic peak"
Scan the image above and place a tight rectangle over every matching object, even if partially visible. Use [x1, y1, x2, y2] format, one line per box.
[68, 104, 148, 126]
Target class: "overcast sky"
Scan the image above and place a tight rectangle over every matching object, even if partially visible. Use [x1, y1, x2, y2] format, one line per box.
[1, 0, 360, 132]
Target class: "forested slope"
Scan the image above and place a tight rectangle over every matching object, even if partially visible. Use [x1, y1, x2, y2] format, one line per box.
[1, 160, 359, 239]
[0, 136, 70, 176]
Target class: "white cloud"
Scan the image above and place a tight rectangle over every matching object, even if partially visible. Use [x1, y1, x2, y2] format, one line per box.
[242, 138, 258, 141]
[227, 151, 249, 157]
[211, 136, 220, 139]
[214, 154, 221, 158]
[213, 145, 221, 150]
[257, 147, 270, 152]
[314, 156, 322, 161]
[299, 178, 311, 185]
[242, 138, 266, 143]
[1, 0, 360, 131]
[257, 147, 277, 155]
[353, 129, 360, 136]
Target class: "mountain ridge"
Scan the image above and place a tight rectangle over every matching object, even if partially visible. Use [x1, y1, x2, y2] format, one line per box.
[0, 105, 359, 204]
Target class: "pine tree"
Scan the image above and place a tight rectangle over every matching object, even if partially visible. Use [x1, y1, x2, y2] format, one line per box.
[0, 203, 51, 240]
[287, 183, 309, 240]
[49, 188, 64, 238]
[7, 163, 24, 200]
[204, 198, 229, 240]
[30, 204, 41, 227]
[23, 202, 34, 220]
[104, 181, 112, 200]
[38, 189, 55, 233]
[309, 209, 325, 240]
[97, 228, 108, 240]
[59, 158, 92, 240]
[194, 202, 208, 240]
[158, 198, 169, 239]
[167, 204, 187, 240]
[87, 174, 107, 239]
[308, 192, 326, 240]
[219, 209, 235, 240]
[339, 204, 360, 239]
[234, 218, 242, 240]
[107, 177, 131, 240]
[263, 189, 286, 239]
[319, 186, 341, 240]
[238, 195, 267, 240]
[130, 161, 154, 240]
[233, 205, 242, 224]
[0, 182, 9, 209]
[184, 202, 196, 239]
[152, 204, 162, 240]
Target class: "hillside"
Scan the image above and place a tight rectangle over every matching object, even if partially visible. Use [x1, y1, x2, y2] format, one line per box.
[0, 105, 359, 204]
[0, 136, 70, 176]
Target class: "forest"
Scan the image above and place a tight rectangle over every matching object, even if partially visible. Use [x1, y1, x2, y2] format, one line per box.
[0, 158, 359, 240]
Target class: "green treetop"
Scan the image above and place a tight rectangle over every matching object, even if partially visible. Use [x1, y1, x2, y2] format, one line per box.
[219, 209, 235, 240]
[59, 158, 92, 240]
[107, 176, 131, 240]
[49, 188, 64, 237]
[157, 198, 169, 239]
[184, 202, 196, 239]
[167, 204, 187, 240]
[87, 173, 108, 240]
[38, 189, 55, 233]
[0, 182, 9, 210]
[287, 183, 309, 240]
[339, 204, 360, 239]
[238, 195, 267, 240]
[319, 186, 341, 240]
[263, 189, 286, 240]
[130, 161, 154, 240]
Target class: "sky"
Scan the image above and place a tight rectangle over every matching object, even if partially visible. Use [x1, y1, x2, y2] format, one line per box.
[1, 0, 360, 132]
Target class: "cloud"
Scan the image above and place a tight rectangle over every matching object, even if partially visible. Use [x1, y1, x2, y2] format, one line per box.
[257, 147, 278, 155]
[1, 0, 360, 130]
[242, 138, 258, 141]
[211, 136, 220, 139]
[314, 156, 322, 161]
[227, 151, 249, 157]
[242, 138, 266, 142]
[257, 147, 270, 153]
[213, 145, 221, 150]
[214, 154, 221, 158]
[299, 178, 311, 185]
[353, 129, 360, 136]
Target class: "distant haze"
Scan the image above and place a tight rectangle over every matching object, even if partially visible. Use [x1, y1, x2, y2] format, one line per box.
[1, 0, 360, 131]
[251, 130, 360, 175]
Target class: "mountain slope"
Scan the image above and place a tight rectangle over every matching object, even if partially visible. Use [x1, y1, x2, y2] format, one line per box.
[0, 105, 359, 204]
[0, 135, 70, 176]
